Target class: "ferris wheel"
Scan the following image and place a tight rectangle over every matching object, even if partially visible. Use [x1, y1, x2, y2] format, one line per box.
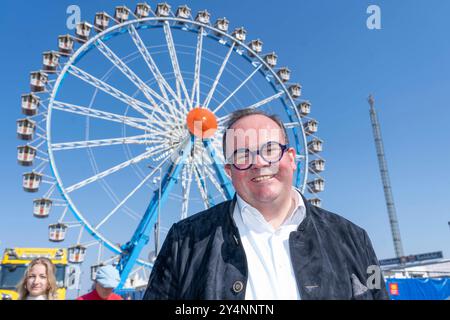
[16, 2, 325, 289]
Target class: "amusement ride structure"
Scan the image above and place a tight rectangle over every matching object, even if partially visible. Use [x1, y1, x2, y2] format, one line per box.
[16, 2, 325, 288]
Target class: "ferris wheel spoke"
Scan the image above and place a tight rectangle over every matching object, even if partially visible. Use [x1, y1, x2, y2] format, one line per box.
[128, 24, 169, 102]
[51, 134, 160, 151]
[52, 100, 151, 132]
[128, 25, 188, 114]
[192, 163, 212, 209]
[190, 27, 204, 107]
[141, 118, 185, 138]
[95, 152, 173, 230]
[96, 177, 143, 222]
[36, 123, 46, 133]
[163, 21, 193, 109]
[66, 149, 160, 193]
[217, 91, 285, 124]
[203, 42, 236, 109]
[213, 64, 263, 114]
[95, 39, 184, 120]
[180, 161, 194, 220]
[146, 99, 185, 135]
[32, 139, 46, 150]
[244, 90, 285, 110]
[201, 162, 227, 200]
[68, 65, 156, 120]
[150, 93, 184, 130]
[35, 133, 47, 142]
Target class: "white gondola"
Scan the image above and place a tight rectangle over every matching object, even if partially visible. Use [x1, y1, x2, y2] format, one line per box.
[135, 3, 151, 18]
[264, 52, 278, 68]
[248, 39, 263, 57]
[94, 12, 110, 31]
[277, 67, 290, 83]
[17, 145, 37, 166]
[195, 10, 210, 24]
[68, 245, 87, 264]
[58, 35, 74, 56]
[176, 5, 191, 19]
[21, 93, 40, 116]
[23, 172, 42, 193]
[297, 101, 311, 116]
[303, 119, 318, 134]
[232, 27, 247, 42]
[42, 51, 60, 73]
[308, 198, 322, 207]
[289, 84, 302, 99]
[75, 22, 92, 42]
[115, 6, 130, 23]
[155, 2, 171, 17]
[309, 159, 325, 173]
[214, 18, 229, 36]
[307, 178, 325, 193]
[308, 139, 323, 154]
[17, 118, 36, 140]
[48, 223, 68, 242]
[33, 198, 52, 218]
[30, 71, 48, 92]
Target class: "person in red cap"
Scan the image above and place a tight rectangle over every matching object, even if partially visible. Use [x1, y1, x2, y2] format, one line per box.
[77, 265, 123, 300]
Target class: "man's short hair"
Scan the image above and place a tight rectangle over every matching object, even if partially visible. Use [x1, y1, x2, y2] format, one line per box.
[222, 108, 289, 158]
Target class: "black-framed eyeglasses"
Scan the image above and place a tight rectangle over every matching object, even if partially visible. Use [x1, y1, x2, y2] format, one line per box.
[228, 141, 289, 170]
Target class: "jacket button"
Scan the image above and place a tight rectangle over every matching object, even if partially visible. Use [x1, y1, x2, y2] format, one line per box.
[232, 281, 244, 293]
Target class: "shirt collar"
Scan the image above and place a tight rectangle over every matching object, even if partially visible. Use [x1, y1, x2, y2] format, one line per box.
[236, 187, 306, 232]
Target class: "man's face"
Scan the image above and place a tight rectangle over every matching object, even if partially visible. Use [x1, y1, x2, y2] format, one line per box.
[95, 282, 114, 299]
[224, 114, 296, 207]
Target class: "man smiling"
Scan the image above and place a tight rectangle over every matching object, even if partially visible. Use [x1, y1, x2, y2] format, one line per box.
[143, 108, 389, 300]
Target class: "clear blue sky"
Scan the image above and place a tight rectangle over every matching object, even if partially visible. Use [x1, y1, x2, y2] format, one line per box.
[1, 0, 450, 297]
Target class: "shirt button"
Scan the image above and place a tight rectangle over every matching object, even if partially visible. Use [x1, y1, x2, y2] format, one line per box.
[232, 281, 244, 293]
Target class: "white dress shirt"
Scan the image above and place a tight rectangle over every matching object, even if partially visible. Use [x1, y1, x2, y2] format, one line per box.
[233, 187, 306, 300]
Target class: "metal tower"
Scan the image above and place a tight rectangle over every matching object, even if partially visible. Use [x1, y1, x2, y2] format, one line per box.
[368, 95, 405, 258]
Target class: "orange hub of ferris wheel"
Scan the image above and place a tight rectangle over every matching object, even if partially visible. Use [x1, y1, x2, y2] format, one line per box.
[186, 107, 218, 139]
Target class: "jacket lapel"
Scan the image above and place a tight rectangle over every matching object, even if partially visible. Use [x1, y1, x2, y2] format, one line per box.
[289, 194, 329, 299]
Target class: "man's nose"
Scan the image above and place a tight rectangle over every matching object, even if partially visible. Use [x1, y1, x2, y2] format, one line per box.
[253, 152, 269, 168]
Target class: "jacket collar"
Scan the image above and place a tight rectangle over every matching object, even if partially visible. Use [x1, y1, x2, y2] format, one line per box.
[226, 194, 239, 236]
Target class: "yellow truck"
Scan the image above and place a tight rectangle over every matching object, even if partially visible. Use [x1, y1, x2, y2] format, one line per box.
[0, 248, 68, 300]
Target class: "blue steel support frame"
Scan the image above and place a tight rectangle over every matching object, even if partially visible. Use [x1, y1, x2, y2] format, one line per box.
[202, 139, 235, 200]
[116, 137, 193, 288]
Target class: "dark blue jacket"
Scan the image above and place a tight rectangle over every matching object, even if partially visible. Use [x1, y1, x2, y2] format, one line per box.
[143, 195, 389, 300]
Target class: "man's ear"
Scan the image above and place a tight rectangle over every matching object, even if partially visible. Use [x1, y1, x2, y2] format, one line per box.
[224, 164, 232, 178]
[287, 147, 296, 170]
